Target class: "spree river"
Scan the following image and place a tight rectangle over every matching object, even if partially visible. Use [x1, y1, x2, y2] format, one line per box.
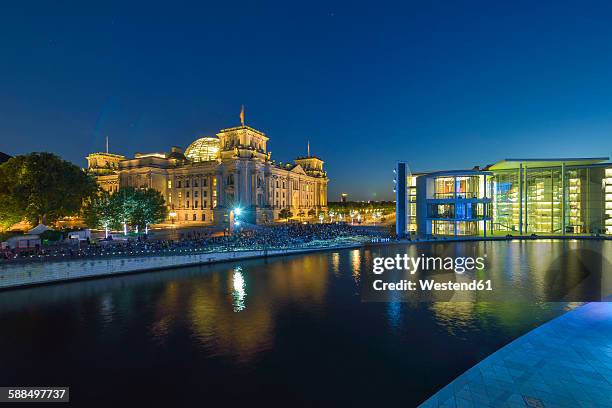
[0, 240, 609, 407]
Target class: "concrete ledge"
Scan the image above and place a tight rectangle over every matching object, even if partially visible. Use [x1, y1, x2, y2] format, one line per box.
[0, 243, 362, 290]
[419, 302, 612, 407]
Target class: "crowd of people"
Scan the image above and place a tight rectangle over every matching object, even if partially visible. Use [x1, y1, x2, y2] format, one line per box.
[0, 223, 391, 262]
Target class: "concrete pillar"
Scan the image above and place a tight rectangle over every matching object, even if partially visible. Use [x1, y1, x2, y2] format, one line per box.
[519, 164, 523, 235]
[524, 167, 528, 233]
[216, 173, 223, 207]
[483, 175, 487, 238]
[562, 162, 566, 235]
[395, 162, 407, 237]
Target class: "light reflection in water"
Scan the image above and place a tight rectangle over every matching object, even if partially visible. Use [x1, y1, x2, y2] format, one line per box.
[386, 301, 402, 329]
[232, 266, 247, 312]
[0, 240, 607, 407]
[351, 249, 361, 283]
[331, 252, 340, 275]
[99, 293, 114, 324]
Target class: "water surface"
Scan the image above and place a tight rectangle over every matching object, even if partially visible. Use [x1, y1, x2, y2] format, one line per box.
[0, 240, 608, 406]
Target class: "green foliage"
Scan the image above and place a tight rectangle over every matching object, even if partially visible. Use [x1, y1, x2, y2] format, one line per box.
[82, 190, 121, 230]
[327, 201, 395, 216]
[39, 229, 67, 242]
[83, 187, 167, 232]
[0, 152, 98, 225]
[131, 188, 168, 229]
[279, 208, 293, 220]
[0, 194, 23, 231]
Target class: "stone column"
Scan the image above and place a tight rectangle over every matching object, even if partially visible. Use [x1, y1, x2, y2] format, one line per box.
[216, 172, 223, 207]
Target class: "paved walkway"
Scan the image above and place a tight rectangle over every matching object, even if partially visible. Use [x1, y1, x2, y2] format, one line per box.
[420, 302, 612, 407]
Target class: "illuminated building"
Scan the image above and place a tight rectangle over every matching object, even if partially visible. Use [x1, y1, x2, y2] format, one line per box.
[87, 124, 328, 226]
[396, 158, 612, 237]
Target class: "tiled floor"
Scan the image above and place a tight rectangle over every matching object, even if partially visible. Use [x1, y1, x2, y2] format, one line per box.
[420, 302, 612, 407]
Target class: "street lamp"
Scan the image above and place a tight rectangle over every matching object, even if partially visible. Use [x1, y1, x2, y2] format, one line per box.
[169, 212, 177, 224]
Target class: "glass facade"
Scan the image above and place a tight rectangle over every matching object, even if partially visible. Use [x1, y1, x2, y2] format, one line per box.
[184, 137, 220, 162]
[434, 175, 481, 199]
[400, 159, 612, 238]
[407, 175, 417, 233]
[605, 168, 612, 234]
[490, 165, 608, 235]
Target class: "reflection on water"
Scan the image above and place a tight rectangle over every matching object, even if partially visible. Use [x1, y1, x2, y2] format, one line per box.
[0, 240, 608, 407]
[350, 249, 361, 283]
[331, 252, 340, 275]
[232, 267, 246, 312]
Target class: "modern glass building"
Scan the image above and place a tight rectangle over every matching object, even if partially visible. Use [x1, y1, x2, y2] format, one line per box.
[395, 158, 612, 237]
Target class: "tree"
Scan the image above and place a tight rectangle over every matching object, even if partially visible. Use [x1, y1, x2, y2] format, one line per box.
[115, 187, 139, 235]
[279, 208, 293, 221]
[0, 153, 98, 225]
[131, 188, 168, 234]
[308, 208, 316, 218]
[82, 190, 120, 238]
[0, 194, 23, 231]
[84, 188, 168, 236]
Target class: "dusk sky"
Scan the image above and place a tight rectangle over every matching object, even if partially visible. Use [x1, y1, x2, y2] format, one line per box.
[2, 1, 612, 200]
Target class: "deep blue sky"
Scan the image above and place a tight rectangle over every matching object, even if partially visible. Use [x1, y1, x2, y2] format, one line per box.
[2, 1, 612, 200]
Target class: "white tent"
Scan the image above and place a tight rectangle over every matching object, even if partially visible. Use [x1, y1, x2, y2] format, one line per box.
[27, 224, 52, 235]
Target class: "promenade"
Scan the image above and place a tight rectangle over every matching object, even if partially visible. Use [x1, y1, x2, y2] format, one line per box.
[420, 301, 612, 407]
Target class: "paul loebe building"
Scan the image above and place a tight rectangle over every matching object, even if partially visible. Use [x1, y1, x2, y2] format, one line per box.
[86, 124, 328, 226]
[395, 158, 612, 238]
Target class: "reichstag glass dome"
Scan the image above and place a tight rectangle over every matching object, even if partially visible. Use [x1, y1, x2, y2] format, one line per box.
[184, 136, 220, 162]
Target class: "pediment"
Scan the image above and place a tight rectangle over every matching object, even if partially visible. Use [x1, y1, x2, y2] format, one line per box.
[290, 164, 307, 175]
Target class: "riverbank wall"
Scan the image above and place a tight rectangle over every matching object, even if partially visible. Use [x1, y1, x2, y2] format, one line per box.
[0, 244, 363, 290]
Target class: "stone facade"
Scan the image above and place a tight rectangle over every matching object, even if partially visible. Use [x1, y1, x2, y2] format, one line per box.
[86, 125, 328, 226]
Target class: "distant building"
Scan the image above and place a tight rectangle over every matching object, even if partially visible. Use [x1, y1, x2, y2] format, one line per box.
[87, 124, 328, 226]
[0, 152, 11, 164]
[396, 158, 612, 237]
[341, 193, 348, 203]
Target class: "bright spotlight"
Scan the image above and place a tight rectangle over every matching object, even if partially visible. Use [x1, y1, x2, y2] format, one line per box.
[234, 208, 242, 216]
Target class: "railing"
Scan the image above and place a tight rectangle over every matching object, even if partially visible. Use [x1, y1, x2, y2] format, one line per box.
[433, 192, 480, 199]
[0, 236, 378, 266]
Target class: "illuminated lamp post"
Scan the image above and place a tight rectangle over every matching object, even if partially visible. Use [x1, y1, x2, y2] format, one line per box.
[169, 212, 177, 241]
[230, 207, 242, 235]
